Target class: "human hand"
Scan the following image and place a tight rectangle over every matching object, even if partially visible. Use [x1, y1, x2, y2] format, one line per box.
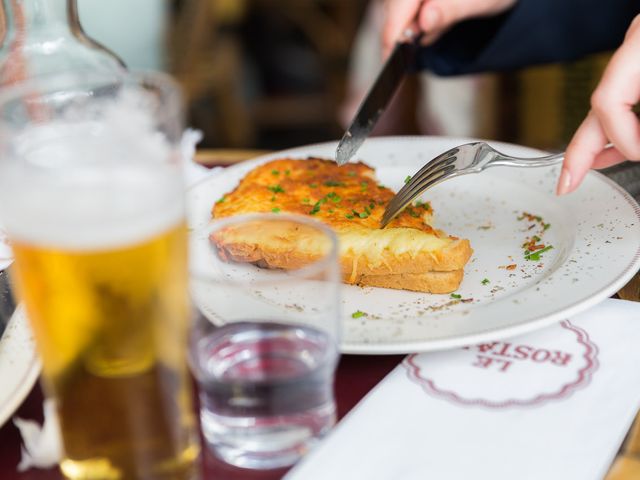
[559, 15, 640, 195]
[382, 0, 517, 58]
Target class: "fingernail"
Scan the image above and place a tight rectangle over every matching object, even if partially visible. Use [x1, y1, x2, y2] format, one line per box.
[423, 7, 441, 30]
[557, 168, 572, 195]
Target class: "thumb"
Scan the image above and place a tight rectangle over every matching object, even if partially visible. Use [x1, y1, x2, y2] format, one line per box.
[382, 0, 423, 57]
[418, 0, 515, 34]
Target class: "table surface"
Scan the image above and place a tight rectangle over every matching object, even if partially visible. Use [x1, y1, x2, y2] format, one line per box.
[0, 355, 403, 480]
[1, 150, 639, 480]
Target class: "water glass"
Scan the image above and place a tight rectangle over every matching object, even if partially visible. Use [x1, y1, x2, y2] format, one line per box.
[189, 214, 341, 470]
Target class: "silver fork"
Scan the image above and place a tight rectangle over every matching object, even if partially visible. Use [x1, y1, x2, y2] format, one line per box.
[381, 142, 563, 227]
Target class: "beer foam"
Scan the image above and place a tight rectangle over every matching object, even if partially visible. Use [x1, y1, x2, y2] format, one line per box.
[0, 122, 184, 251]
[0, 169, 184, 250]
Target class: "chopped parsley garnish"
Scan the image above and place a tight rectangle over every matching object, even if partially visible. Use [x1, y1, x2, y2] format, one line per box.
[377, 184, 386, 189]
[346, 214, 355, 219]
[347, 171, 357, 177]
[360, 181, 368, 190]
[271, 169, 279, 175]
[351, 310, 366, 319]
[358, 211, 369, 219]
[517, 212, 553, 261]
[407, 207, 420, 218]
[518, 212, 543, 222]
[268, 184, 285, 194]
[302, 198, 310, 204]
[525, 245, 553, 261]
[285, 169, 291, 176]
[369, 202, 375, 210]
[450, 293, 462, 299]
[415, 200, 431, 210]
[324, 180, 345, 187]
[270, 195, 276, 202]
[215, 195, 226, 204]
[481, 278, 490, 285]
[328, 209, 334, 213]
[310, 196, 329, 215]
[404, 175, 412, 184]
[271, 207, 281, 213]
[326, 192, 341, 203]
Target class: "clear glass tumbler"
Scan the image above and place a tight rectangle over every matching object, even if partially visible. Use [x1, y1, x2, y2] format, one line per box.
[0, 72, 199, 480]
[189, 214, 341, 470]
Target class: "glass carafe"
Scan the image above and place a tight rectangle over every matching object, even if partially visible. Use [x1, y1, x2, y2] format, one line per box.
[0, 0, 125, 84]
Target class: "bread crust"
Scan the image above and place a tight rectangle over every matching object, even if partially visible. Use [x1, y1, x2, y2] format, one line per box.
[213, 221, 472, 277]
[353, 270, 464, 294]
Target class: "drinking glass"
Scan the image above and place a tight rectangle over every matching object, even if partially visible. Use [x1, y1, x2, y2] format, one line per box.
[0, 72, 200, 480]
[189, 214, 341, 470]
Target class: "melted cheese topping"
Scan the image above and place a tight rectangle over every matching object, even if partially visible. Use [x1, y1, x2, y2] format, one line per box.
[214, 157, 438, 233]
[337, 225, 448, 258]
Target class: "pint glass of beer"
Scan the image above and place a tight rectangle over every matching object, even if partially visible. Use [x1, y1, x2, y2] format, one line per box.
[0, 72, 200, 480]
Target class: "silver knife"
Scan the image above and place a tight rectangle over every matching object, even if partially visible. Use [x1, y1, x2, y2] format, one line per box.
[336, 33, 422, 165]
[0, 267, 17, 340]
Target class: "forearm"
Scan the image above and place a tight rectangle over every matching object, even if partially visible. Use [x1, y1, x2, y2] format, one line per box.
[417, 0, 640, 75]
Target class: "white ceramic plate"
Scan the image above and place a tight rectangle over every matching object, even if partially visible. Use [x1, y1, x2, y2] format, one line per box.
[0, 223, 12, 271]
[0, 306, 40, 426]
[188, 136, 640, 354]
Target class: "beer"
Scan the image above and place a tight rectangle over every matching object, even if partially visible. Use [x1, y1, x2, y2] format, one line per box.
[11, 215, 199, 480]
[1, 157, 200, 479]
[0, 71, 200, 479]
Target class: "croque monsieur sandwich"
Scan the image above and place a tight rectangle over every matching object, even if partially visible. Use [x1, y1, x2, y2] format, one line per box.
[212, 158, 472, 293]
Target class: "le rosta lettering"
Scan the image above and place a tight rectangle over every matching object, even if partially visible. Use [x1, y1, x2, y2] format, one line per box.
[463, 342, 572, 373]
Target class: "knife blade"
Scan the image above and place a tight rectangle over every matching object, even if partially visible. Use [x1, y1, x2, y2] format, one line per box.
[0, 267, 17, 340]
[336, 36, 422, 165]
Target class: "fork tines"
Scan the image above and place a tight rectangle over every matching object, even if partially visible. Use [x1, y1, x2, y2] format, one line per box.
[381, 148, 458, 227]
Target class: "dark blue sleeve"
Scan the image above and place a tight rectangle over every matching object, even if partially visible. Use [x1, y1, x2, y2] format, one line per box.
[417, 0, 640, 76]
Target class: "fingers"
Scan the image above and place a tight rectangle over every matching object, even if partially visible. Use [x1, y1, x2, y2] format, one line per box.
[559, 112, 608, 195]
[592, 147, 627, 170]
[416, 0, 517, 46]
[418, 2, 443, 33]
[560, 14, 640, 194]
[382, 0, 517, 53]
[589, 53, 640, 161]
[382, 0, 423, 58]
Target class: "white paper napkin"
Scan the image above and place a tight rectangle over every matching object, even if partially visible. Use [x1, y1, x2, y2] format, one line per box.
[13, 399, 62, 471]
[287, 298, 640, 480]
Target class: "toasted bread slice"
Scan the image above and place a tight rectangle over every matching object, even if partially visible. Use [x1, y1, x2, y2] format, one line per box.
[212, 157, 472, 293]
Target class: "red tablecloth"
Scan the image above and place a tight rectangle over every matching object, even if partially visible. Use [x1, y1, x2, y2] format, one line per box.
[0, 355, 403, 480]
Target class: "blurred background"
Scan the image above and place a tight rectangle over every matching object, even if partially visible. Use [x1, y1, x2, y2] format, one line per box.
[78, 0, 613, 156]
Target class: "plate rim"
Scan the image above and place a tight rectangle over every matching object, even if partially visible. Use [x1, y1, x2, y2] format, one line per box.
[0, 306, 41, 427]
[189, 136, 640, 354]
[344, 168, 640, 354]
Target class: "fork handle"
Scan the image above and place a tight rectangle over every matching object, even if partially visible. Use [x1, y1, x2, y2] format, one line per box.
[491, 152, 564, 168]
